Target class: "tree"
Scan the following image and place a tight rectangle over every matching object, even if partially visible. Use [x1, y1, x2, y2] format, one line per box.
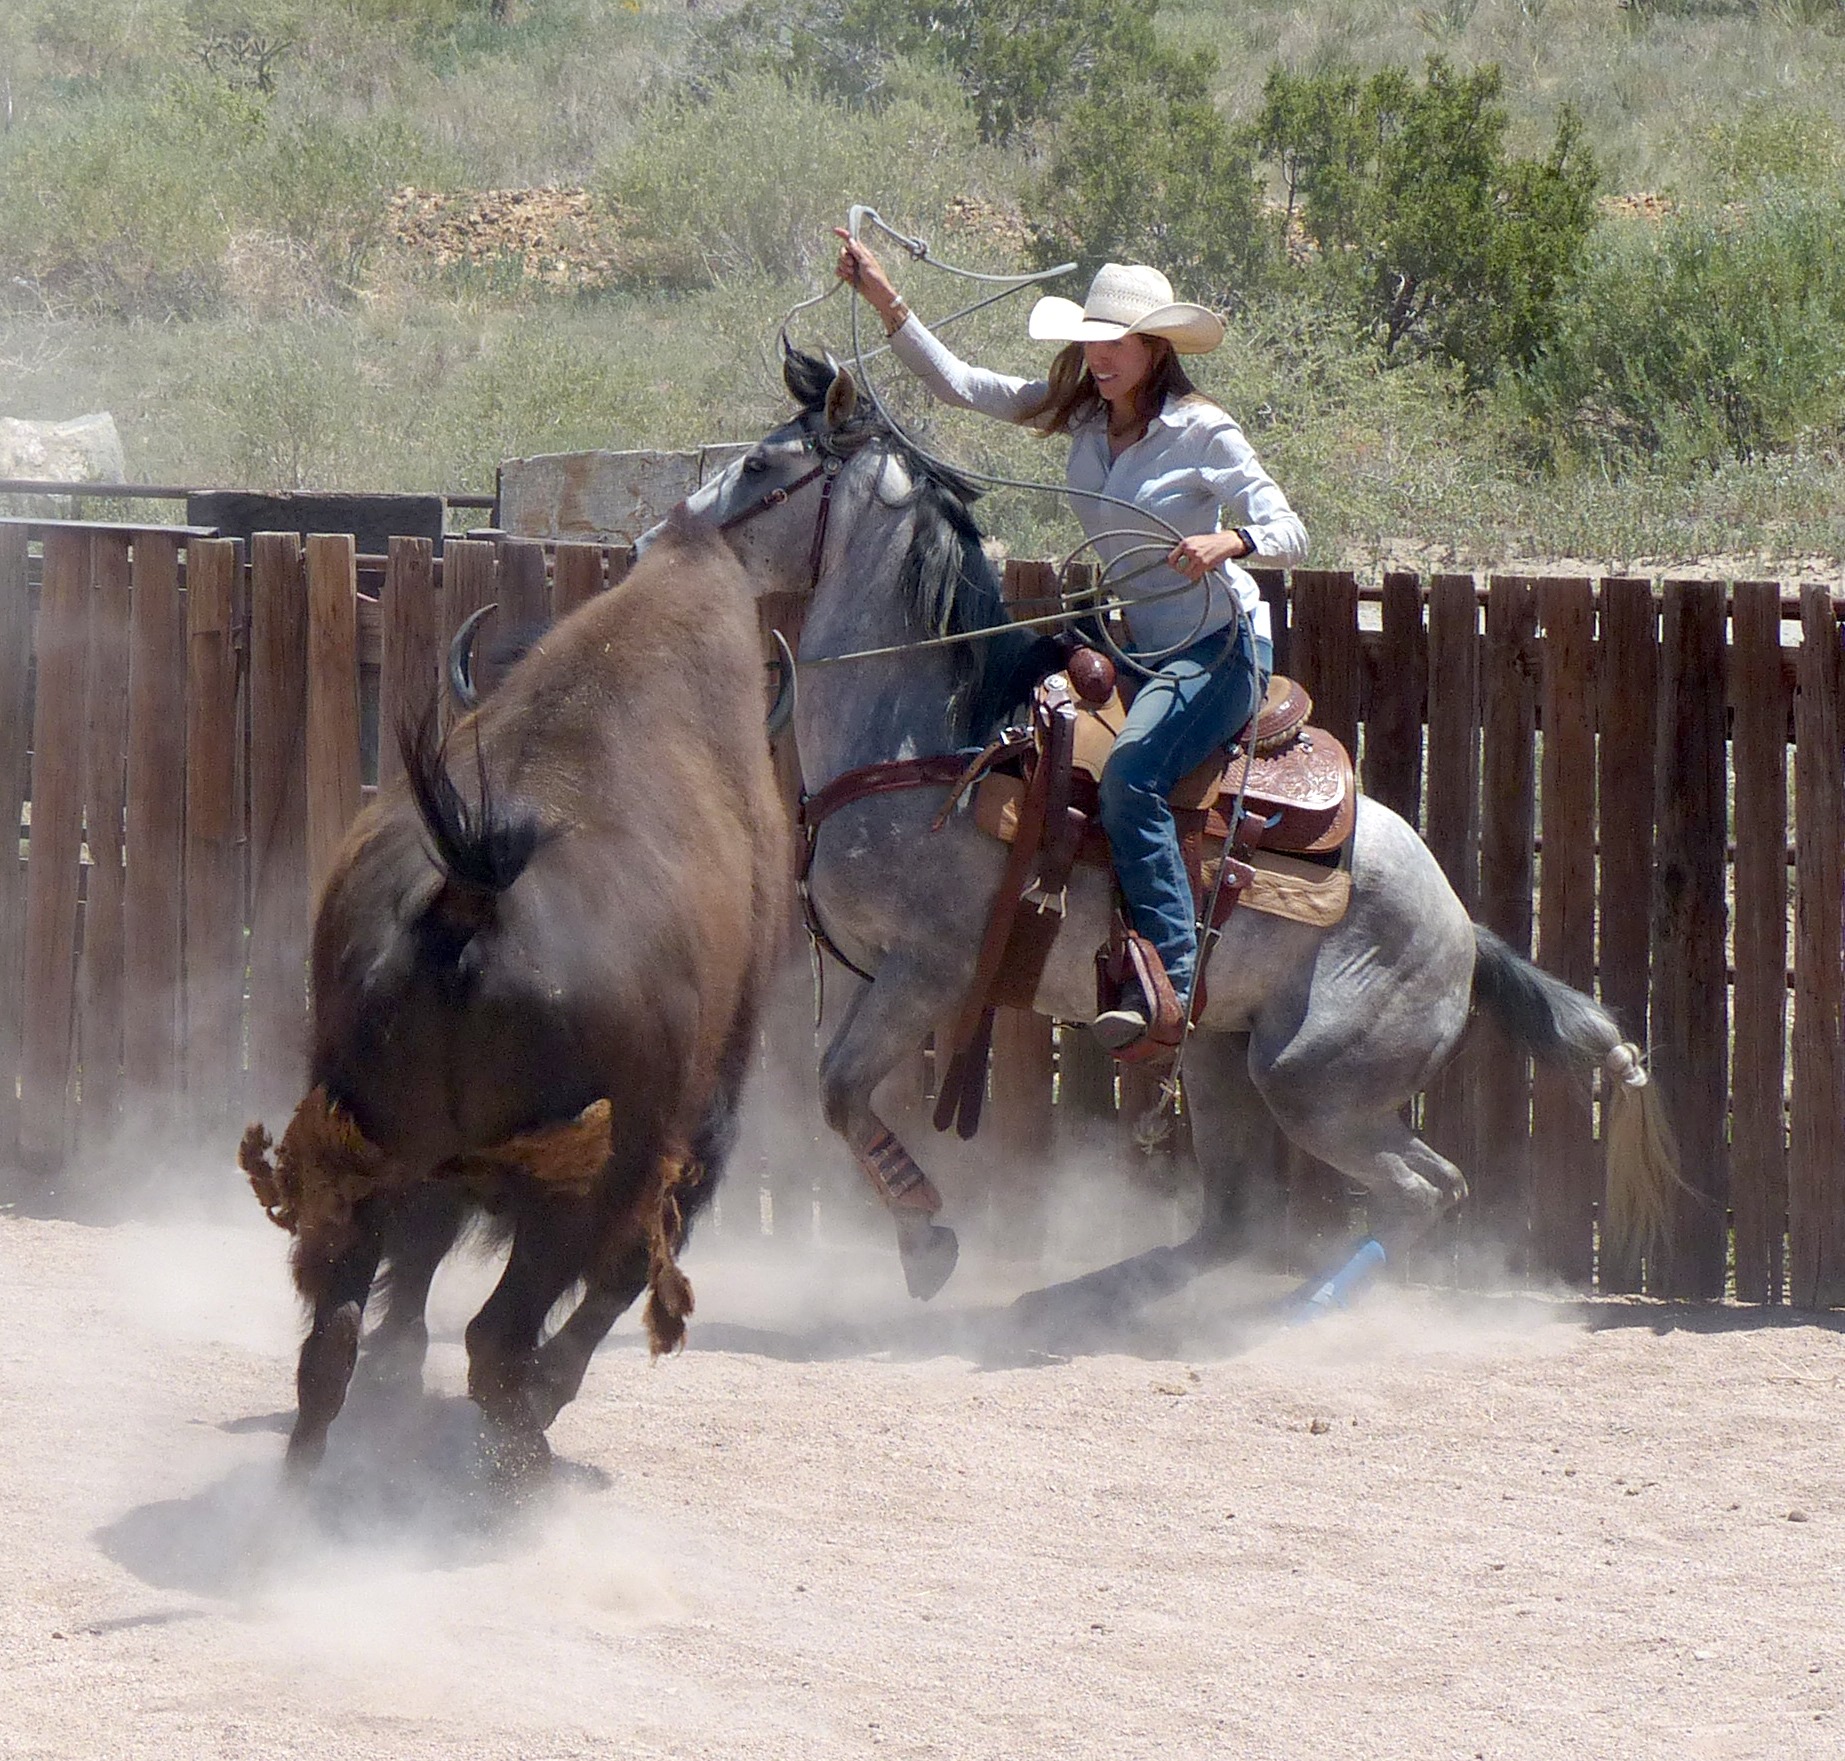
[1031, 77, 1267, 306]
[1254, 58, 1600, 387]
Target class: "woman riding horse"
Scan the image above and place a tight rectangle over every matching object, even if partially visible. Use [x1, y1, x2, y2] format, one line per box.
[834, 234, 1308, 1054]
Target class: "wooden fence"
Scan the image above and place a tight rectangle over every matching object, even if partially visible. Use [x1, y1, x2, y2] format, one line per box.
[1, 518, 1841, 1306]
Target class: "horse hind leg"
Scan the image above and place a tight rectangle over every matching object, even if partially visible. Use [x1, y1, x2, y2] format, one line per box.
[1266, 1094, 1467, 1249]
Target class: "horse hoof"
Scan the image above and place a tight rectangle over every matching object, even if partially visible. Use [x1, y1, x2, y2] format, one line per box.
[900, 1222, 959, 1301]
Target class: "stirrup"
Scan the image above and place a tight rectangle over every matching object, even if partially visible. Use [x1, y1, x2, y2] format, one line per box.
[1092, 1004, 1151, 1052]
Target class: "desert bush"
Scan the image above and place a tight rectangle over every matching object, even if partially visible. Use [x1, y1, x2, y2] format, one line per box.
[595, 71, 989, 290]
[0, 69, 453, 319]
[1029, 78, 1268, 306]
[251, 109, 457, 292]
[1682, 100, 1844, 200]
[1253, 58, 1600, 387]
[0, 82, 247, 317]
[1514, 181, 1845, 464]
[28, 0, 187, 89]
[689, 0, 1203, 145]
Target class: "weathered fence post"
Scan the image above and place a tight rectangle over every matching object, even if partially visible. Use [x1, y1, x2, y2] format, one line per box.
[552, 540, 605, 620]
[247, 531, 311, 1117]
[305, 534, 361, 903]
[1532, 576, 1596, 1285]
[184, 539, 244, 1136]
[1728, 581, 1789, 1303]
[1473, 575, 1539, 1268]
[77, 532, 132, 1152]
[1594, 577, 1658, 1292]
[1790, 584, 1845, 1309]
[1650, 580, 1729, 1299]
[20, 530, 93, 1171]
[379, 536, 438, 792]
[1365, 570, 1426, 825]
[123, 532, 187, 1126]
[1422, 573, 1481, 1233]
[0, 527, 32, 1165]
[441, 538, 497, 731]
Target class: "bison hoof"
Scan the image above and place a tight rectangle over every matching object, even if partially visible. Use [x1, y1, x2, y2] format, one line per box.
[480, 1417, 552, 1490]
[898, 1220, 959, 1302]
[355, 1324, 428, 1397]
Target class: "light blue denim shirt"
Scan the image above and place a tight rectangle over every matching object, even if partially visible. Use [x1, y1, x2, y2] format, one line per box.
[889, 315, 1308, 654]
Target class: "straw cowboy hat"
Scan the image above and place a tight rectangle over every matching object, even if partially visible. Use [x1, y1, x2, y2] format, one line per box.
[1027, 262, 1226, 355]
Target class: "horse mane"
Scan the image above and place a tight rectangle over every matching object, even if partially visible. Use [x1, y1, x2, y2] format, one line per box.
[784, 346, 1057, 743]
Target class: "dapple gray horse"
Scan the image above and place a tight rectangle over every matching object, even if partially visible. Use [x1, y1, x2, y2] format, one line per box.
[671, 348, 1677, 1308]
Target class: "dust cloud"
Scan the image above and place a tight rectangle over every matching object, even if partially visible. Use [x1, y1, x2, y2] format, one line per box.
[0, 1094, 1631, 1761]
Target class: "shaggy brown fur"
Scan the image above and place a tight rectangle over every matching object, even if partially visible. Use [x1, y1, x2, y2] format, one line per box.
[250, 513, 789, 1475]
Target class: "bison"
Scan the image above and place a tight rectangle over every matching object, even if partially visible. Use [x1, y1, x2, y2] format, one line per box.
[241, 512, 791, 1476]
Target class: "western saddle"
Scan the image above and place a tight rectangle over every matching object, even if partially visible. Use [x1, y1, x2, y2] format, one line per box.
[796, 647, 1358, 1142]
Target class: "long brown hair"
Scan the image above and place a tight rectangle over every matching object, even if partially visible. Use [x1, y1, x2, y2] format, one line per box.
[1029, 337, 1204, 435]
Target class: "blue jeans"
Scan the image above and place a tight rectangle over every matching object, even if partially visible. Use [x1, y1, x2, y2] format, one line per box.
[1097, 624, 1268, 1002]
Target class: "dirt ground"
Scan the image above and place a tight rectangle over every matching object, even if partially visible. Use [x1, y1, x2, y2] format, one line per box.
[1, 1185, 1840, 1761]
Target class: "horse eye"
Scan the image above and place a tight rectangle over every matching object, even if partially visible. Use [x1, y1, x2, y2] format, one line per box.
[742, 456, 767, 475]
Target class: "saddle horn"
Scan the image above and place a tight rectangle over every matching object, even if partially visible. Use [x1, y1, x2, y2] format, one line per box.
[766, 628, 797, 737]
[447, 601, 497, 710]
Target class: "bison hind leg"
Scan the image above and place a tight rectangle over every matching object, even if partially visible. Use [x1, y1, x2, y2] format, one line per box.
[356, 1188, 471, 1397]
[287, 1295, 366, 1477]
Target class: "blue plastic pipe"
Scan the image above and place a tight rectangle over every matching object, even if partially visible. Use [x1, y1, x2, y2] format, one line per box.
[1286, 1237, 1387, 1323]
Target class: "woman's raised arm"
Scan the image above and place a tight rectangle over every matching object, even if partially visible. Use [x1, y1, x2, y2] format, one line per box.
[833, 229, 1048, 425]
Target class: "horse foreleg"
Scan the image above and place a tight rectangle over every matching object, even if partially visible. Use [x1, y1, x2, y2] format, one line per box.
[287, 1221, 384, 1475]
[819, 960, 965, 1300]
[1181, 1029, 1289, 1265]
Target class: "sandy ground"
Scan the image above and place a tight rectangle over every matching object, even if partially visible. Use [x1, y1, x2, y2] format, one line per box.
[1, 1187, 1841, 1761]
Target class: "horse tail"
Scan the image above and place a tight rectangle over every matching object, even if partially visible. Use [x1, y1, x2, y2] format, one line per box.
[398, 704, 545, 941]
[1469, 923, 1682, 1268]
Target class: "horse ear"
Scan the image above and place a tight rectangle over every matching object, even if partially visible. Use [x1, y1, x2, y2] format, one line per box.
[824, 367, 858, 430]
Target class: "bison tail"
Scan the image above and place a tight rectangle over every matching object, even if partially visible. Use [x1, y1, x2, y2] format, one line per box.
[399, 704, 546, 908]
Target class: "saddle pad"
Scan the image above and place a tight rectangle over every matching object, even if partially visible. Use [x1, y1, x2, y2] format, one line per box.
[1230, 851, 1352, 928]
[971, 776, 1353, 929]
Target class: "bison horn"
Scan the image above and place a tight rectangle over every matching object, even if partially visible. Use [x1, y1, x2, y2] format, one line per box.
[766, 628, 797, 737]
[447, 602, 497, 709]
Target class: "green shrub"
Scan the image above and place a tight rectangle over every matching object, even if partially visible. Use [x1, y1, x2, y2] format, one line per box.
[0, 69, 453, 319]
[28, 0, 187, 90]
[0, 82, 247, 317]
[1683, 101, 1844, 201]
[1029, 79, 1268, 306]
[252, 109, 457, 292]
[689, 0, 1201, 145]
[595, 71, 988, 290]
[1514, 182, 1845, 464]
[1254, 58, 1600, 388]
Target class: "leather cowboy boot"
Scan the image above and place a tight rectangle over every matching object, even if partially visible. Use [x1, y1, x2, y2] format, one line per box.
[1093, 977, 1153, 1051]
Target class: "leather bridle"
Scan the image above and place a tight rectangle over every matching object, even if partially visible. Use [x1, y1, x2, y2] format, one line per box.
[716, 447, 842, 597]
